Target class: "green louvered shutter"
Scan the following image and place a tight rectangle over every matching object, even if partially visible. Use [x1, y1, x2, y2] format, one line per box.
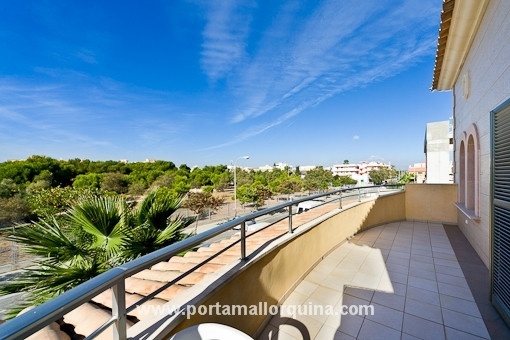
[492, 100, 510, 326]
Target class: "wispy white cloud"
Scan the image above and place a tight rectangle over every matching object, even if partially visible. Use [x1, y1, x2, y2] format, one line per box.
[200, 0, 255, 81]
[1, 0, 443, 162]
[207, 0, 440, 144]
[0, 73, 192, 158]
[75, 49, 98, 64]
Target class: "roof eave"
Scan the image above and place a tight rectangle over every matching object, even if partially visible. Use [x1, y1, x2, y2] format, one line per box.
[432, 0, 490, 91]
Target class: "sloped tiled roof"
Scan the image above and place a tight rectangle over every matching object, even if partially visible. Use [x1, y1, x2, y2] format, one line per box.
[431, 0, 455, 90]
[30, 203, 338, 339]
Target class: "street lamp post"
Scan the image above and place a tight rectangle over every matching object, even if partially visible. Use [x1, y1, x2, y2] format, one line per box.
[233, 156, 250, 217]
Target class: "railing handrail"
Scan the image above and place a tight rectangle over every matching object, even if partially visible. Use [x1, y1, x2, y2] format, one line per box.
[0, 184, 403, 339]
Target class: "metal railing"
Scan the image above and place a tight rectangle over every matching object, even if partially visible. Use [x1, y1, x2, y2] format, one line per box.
[0, 184, 403, 339]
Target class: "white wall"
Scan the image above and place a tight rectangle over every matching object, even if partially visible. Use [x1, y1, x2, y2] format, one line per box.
[426, 121, 452, 184]
[452, 0, 510, 267]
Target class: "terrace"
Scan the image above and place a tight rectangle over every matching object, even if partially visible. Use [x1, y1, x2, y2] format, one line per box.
[0, 184, 509, 339]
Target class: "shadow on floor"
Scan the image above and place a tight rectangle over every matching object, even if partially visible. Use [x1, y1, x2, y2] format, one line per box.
[444, 224, 510, 339]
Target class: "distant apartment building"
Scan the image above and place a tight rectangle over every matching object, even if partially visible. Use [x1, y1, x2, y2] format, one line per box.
[258, 162, 294, 172]
[408, 162, 426, 183]
[331, 161, 392, 184]
[424, 119, 453, 183]
[297, 165, 317, 175]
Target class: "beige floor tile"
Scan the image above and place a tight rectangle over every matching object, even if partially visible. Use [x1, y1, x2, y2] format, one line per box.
[313, 323, 338, 339]
[319, 274, 349, 291]
[257, 323, 279, 340]
[257, 222, 495, 340]
[402, 313, 445, 340]
[365, 303, 404, 331]
[282, 291, 308, 309]
[371, 291, 405, 311]
[274, 324, 304, 340]
[294, 279, 319, 297]
[404, 298, 443, 324]
[351, 271, 381, 290]
[343, 287, 374, 301]
[440, 294, 482, 318]
[442, 309, 490, 339]
[377, 269, 394, 292]
[336, 314, 364, 338]
[444, 326, 489, 340]
[290, 313, 324, 339]
[358, 319, 401, 340]
[310, 285, 344, 306]
[437, 281, 474, 301]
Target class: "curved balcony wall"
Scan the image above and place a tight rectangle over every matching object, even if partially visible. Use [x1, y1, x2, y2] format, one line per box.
[166, 184, 457, 337]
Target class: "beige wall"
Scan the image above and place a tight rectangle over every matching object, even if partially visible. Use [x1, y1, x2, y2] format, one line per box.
[171, 194, 404, 336]
[405, 184, 458, 224]
[169, 187, 457, 337]
[450, 0, 510, 268]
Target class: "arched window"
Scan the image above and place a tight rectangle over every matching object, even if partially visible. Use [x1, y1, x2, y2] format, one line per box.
[459, 140, 465, 204]
[458, 124, 479, 217]
[466, 134, 476, 211]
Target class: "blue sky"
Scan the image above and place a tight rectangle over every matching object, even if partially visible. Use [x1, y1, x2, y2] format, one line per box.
[0, 0, 451, 170]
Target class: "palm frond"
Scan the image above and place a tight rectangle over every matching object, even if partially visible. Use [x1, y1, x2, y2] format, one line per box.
[8, 219, 86, 263]
[67, 195, 128, 257]
[137, 189, 184, 230]
[0, 260, 107, 319]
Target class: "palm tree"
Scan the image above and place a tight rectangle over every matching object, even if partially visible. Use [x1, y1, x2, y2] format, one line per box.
[121, 189, 194, 260]
[0, 188, 194, 318]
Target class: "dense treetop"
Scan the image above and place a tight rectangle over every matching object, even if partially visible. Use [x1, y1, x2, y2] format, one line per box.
[0, 155, 383, 225]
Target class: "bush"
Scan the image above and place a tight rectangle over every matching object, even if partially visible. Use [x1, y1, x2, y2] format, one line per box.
[0, 195, 30, 224]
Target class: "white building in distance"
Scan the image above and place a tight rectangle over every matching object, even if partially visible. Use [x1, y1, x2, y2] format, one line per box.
[424, 119, 454, 184]
[331, 161, 392, 184]
[257, 162, 294, 172]
[408, 162, 426, 183]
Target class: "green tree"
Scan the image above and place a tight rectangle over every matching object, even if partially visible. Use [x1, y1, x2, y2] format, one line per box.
[234, 169, 253, 187]
[100, 172, 128, 194]
[151, 173, 174, 189]
[127, 182, 147, 196]
[0, 188, 193, 317]
[212, 172, 230, 192]
[0, 195, 30, 224]
[26, 179, 52, 193]
[0, 179, 19, 198]
[368, 167, 397, 184]
[303, 167, 333, 192]
[332, 175, 357, 187]
[172, 176, 191, 196]
[26, 187, 100, 220]
[73, 173, 101, 190]
[399, 172, 415, 184]
[276, 176, 302, 196]
[236, 184, 273, 209]
[183, 192, 225, 231]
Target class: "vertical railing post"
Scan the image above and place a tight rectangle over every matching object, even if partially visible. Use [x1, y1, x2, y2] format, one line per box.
[288, 205, 293, 233]
[240, 221, 247, 260]
[358, 188, 361, 202]
[339, 192, 343, 209]
[112, 280, 127, 340]
[11, 241, 18, 266]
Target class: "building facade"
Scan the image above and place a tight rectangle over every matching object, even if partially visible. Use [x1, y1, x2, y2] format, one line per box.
[408, 162, 426, 183]
[424, 119, 453, 184]
[331, 161, 392, 184]
[432, 0, 510, 325]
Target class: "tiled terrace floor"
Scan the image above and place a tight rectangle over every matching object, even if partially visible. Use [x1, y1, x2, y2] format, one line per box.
[259, 221, 510, 340]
